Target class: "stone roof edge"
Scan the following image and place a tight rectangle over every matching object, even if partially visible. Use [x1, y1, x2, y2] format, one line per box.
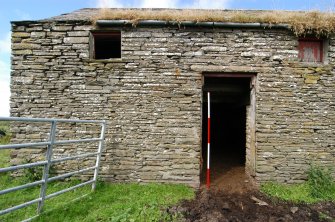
[95, 19, 290, 29]
[10, 19, 291, 31]
[11, 20, 91, 25]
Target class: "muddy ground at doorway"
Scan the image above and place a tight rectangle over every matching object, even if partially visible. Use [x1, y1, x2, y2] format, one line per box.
[207, 165, 254, 193]
[200, 152, 254, 193]
[167, 189, 335, 222]
[173, 162, 335, 221]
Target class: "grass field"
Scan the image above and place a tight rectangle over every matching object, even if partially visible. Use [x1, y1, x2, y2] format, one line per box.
[0, 176, 194, 222]
[0, 157, 194, 222]
[0, 121, 11, 168]
[0, 122, 195, 222]
[0, 121, 10, 146]
[261, 166, 335, 203]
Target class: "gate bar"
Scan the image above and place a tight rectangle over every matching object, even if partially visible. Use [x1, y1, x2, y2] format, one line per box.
[0, 180, 44, 195]
[0, 198, 42, 216]
[47, 166, 96, 182]
[45, 180, 94, 200]
[0, 161, 47, 173]
[51, 152, 100, 164]
[0, 117, 104, 123]
[0, 142, 50, 149]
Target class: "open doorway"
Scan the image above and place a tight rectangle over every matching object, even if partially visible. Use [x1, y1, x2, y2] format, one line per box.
[201, 73, 256, 192]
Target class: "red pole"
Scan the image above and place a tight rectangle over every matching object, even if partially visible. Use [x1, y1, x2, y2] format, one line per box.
[206, 92, 211, 189]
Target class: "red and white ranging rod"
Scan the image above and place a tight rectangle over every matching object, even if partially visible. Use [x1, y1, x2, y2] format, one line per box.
[207, 92, 211, 189]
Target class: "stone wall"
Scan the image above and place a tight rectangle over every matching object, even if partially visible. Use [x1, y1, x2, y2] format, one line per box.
[10, 21, 335, 187]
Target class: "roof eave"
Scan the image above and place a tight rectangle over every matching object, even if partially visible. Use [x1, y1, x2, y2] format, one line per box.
[96, 20, 291, 29]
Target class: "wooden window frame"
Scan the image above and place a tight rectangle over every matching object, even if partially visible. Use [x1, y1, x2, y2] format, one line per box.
[298, 38, 324, 63]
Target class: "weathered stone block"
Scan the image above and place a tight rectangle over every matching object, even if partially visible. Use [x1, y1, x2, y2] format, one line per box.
[12, 49, 33, 55]
[63, 37, 89, 44]
[67, 31, 89, 37]
[12, 43, 41, 50]
[12, 32, 30, 38]
[201, 46, 227, 52]
[31, 32, 46, 38]
[52, 26, 73, 31]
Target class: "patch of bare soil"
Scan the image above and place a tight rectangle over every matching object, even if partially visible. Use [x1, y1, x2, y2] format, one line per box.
[190, 152, 335, 221]
[200, 164, 255, 194]
[167, 189, 335, 222]
[200, 154, 256, 194]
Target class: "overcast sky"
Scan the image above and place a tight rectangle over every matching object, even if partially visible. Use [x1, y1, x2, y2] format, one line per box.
[0, 0, 334, 117]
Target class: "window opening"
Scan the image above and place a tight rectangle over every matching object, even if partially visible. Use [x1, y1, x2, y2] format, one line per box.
[298, 38, 323, 63]
[91, 32, 121, 59]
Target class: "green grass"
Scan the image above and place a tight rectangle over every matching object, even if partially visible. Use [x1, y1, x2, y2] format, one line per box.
[0, 121, 9, 132]
[0, 121, 194, 221]
[0, 149, 10, 168]
[261, 166, 335, 203]
[36, 182, 194, 222]
[0, 126, 194, 222]
[0, 121, 11, 168]
[261, 182, 318, 203]
[307, 165, 335, 200]
[0, 177, 194, 222]
[0, 121, 11, 146]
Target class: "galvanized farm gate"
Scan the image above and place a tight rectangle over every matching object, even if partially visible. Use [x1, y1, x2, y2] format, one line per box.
[0, 117, 106, 221]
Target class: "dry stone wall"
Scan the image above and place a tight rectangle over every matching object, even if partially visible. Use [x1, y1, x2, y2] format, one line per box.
[10, 21, 335, 187]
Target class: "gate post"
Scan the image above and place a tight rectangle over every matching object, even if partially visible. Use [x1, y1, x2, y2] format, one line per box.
[38, 120, 57, 213]
[92, 121, 106, 191]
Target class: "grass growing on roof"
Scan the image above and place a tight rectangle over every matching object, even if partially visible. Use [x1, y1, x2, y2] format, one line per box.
[91, 9, 335, 36]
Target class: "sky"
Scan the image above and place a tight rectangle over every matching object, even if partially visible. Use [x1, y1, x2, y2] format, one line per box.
[0, 0, 334, 117]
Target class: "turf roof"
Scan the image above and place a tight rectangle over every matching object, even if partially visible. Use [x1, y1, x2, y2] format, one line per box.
[26, 8, 335, 36]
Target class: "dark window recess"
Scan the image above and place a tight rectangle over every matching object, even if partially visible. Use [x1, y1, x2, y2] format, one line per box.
[92, 32, 121, 59]
[298, 38, 323, 62]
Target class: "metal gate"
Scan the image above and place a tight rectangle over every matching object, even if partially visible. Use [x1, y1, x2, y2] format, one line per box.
[0, 117, 106, 221]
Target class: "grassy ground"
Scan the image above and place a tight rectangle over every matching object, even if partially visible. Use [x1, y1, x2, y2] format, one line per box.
[0, 176, 194, 222]
[261, 166, 335, 203]
[0, 121, 11, 146]
[36, 183, 194, 222]
[0, 161, 194, 222]
[0, 121, 11, 168]
[0, 149, 9, 168]
[0, 123, 195, 222]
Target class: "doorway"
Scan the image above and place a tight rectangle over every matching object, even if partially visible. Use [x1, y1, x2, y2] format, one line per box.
[201, 73, 256, 192]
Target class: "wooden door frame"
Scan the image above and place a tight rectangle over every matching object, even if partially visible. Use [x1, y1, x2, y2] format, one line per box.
[202, 72, 257, 177]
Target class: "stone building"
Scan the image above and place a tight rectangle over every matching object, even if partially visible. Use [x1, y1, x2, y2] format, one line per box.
[10, 9, 335, 188]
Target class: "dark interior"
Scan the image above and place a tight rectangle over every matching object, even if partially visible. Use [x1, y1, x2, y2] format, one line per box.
[201, 76, 251, 184]
[93, 32, 121, 59]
